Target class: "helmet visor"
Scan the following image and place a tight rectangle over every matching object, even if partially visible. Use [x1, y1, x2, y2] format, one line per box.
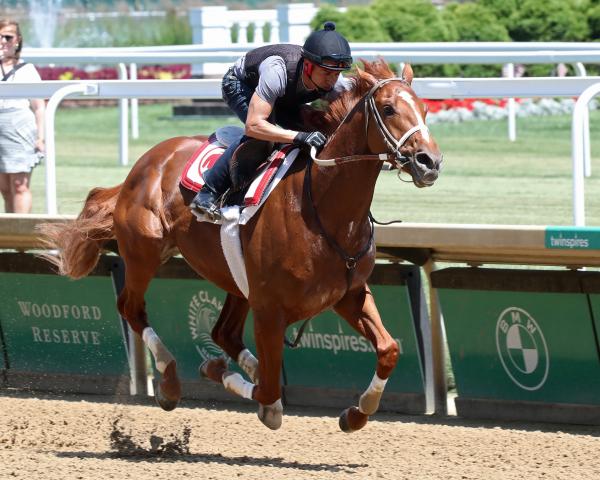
[317, 56, 352, 71]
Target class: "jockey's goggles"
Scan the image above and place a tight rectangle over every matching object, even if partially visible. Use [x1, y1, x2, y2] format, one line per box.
[303, 50, 353, 71]
[314, 55, 353, 71]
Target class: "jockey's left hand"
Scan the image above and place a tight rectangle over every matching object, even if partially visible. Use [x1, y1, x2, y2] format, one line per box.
[293, 131, 327, 151]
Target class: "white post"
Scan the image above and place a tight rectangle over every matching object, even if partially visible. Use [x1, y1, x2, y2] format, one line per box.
[573, 62, 591, 178]
[571, 82, 600, 226]
[503, 63, 517, 142]
[118, 63, 129, 166]
[423, 260, 447, 416]
[130, 63, 139, 139]
[189, 6, 231, 77]
[238, 22, 249, 45]
[44, 83, 99, 214]
[277, 3, 317, 44]
[255, 21, 265, 43]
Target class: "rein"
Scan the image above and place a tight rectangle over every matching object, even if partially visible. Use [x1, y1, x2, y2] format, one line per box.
[303, 156, 375, 290]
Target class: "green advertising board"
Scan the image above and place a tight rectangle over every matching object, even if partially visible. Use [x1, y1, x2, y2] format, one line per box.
[0, 320, 7, 378]
[581, 275, 600, 364]
[283, 284, 423, 392]
[0, 272, 128, 379]
[434, 268, 600, 407]
[145, 278, 257, 382]
[145, 262, 426, 412]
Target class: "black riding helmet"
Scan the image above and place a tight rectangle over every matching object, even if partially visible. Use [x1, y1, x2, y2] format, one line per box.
[301, 21, 352, 71]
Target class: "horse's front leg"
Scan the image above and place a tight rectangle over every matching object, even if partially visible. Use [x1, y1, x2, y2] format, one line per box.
[200, 293, 259, 384]
[333, 283, 400, 432]
[251, 309, 286, 430]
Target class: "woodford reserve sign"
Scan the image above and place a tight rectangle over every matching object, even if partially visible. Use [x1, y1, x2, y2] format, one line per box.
[0, 272, 128, 379]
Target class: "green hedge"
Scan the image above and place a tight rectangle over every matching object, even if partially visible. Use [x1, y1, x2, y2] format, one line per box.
[312, 0, 600, 77]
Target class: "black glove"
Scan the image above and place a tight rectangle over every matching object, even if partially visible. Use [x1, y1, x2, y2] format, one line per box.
[293, 131, 327, 150]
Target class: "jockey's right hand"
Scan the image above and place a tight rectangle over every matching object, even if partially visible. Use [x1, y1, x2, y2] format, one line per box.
[293, 131, 327, 151]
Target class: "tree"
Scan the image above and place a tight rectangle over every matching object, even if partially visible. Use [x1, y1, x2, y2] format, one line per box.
[442, 2, 510, 77]
[370, 0, 457, 42]
[310, 5, 345, 32]
[478, 0, 519, 28]
[444, 3, 510, 42]
[589, 4, 600, 40]
[509, 0, 589, 41]
[310, 6, 390, 42]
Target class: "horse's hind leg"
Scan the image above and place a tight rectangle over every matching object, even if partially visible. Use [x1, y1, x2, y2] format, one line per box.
[200, 293, 259, 384]
[203, 306, 286, 430]
[117, 242, 181, 412]
[333, 283, 400, 433]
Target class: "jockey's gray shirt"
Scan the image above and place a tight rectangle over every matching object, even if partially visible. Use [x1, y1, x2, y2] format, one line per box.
[232, 54, 352, 106]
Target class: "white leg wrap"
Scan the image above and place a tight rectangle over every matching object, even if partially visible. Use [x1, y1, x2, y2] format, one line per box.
[367, 373, 388, 392]
[237, 348, 259, 384]
[359, 373, 388, 415]
[222, 371, 255, 400]
[142, 327, 175, 374]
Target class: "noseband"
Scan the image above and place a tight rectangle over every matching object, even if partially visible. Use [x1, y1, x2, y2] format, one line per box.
[310, 77, 429, 170]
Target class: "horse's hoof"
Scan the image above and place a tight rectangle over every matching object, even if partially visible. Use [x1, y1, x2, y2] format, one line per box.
[154, 383, 179, 412]
[339, 406, 368, 433]
[258, 399, 283, 430]
[199, 357, 228, 383]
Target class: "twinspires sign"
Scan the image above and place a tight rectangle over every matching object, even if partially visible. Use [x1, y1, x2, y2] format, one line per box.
[282, 284, 423, 394]
[545, 226, 600, 250]
[0, 273, 128, 377]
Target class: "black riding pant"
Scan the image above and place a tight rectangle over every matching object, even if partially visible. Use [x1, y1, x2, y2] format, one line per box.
[202, 68, 254, 192]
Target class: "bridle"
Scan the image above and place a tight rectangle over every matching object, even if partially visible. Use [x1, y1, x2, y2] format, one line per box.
[303, 77, 433, 291]
[310, 77, 431, 178]
[298, 77, 433, 333]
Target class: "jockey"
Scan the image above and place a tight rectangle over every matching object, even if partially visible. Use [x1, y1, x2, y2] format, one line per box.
[190, 21, 353, 221]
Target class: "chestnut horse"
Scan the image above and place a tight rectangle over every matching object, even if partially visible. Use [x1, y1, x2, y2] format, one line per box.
[40, 60, 442, 432]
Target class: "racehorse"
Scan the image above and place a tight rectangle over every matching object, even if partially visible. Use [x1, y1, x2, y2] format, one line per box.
[39, 59, 442, 432]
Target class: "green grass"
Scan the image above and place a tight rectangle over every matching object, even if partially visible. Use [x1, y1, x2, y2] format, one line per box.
[31, 102, 600, 226]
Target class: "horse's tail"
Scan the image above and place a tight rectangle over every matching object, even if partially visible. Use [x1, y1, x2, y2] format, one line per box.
[38, 184, 122, 279]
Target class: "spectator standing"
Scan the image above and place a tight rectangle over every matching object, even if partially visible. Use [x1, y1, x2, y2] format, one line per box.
[0, 19, 45, 213]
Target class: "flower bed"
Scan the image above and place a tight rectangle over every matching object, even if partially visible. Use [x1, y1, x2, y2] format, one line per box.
[38, 64, 191, 81]
[424, 97, 598, 123]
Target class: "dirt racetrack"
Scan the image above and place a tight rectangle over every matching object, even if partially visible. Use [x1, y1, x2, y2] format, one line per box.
[1, 390, 599, 480]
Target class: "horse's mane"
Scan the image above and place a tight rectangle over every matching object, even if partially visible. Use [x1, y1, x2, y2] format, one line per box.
[320, 59, 396, 134]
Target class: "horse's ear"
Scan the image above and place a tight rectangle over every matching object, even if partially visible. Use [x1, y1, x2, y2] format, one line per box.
[356, 66, 378, 90]
[401, 63, 414, 85]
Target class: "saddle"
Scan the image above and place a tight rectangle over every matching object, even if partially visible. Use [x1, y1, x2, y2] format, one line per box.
[229, 138, 274, 193]
[209, 125, 275, 194]
[180, 127, 295, 210]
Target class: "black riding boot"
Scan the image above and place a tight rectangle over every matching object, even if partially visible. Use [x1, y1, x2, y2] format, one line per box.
[190, 138, 240, 221]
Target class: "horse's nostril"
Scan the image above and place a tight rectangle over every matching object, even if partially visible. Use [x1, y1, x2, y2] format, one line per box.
[415, 152, 435, 170]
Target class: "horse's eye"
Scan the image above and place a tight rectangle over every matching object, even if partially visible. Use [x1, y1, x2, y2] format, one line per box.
[382, 105, 395, 117]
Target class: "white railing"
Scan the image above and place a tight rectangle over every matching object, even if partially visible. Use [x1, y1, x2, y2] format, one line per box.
[19, 47, 599, 146]
[23, 41, 600, 57]
[572, 82, 600, 226]
[20, 48, 600, 66]
[0, 76, 598, 221]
